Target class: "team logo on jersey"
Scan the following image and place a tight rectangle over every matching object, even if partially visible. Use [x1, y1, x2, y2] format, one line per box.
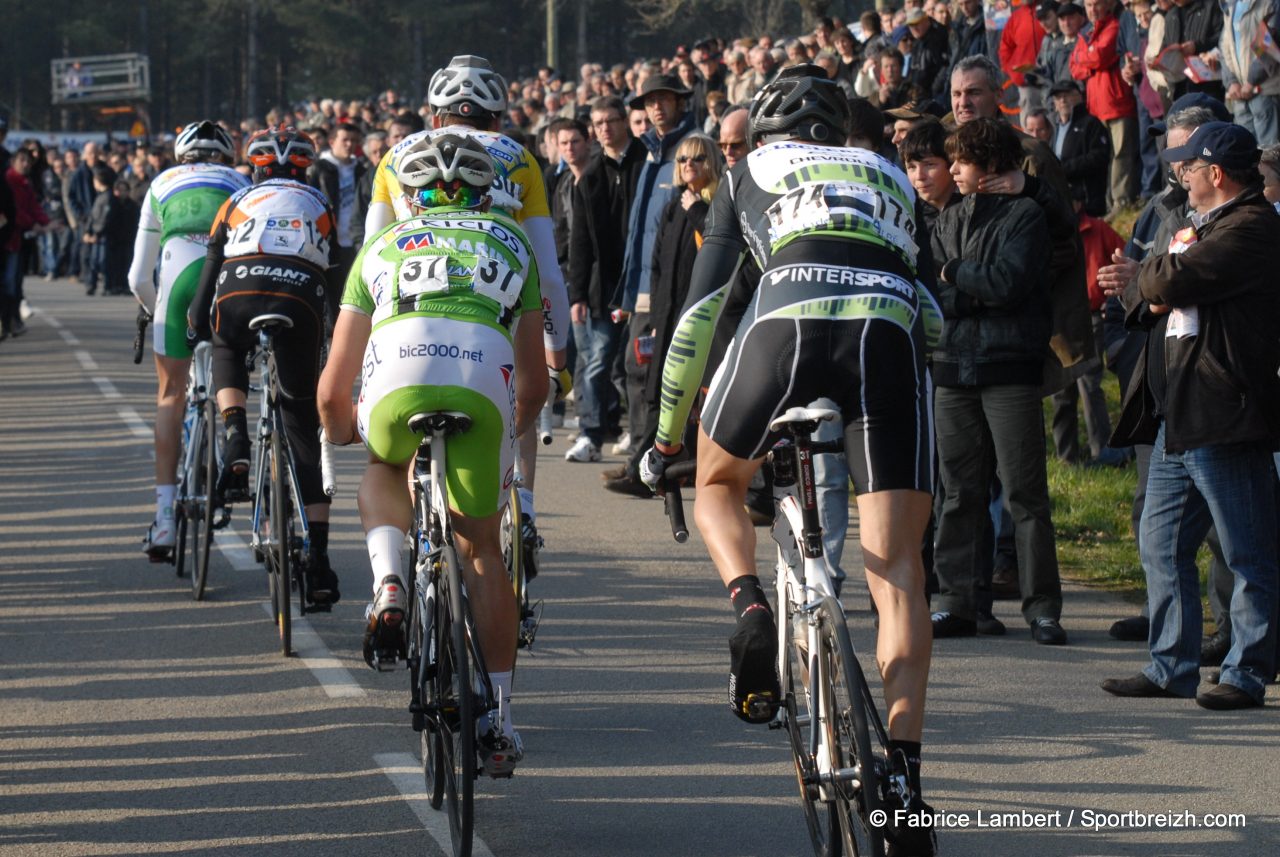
[499, 364, 514, 387]
[218, 271, 228, 285]
[265, 218, 302, 229]
[502, 465, 514, 490]
[395, 232, 435, 251]
[235, 265, 248, 278]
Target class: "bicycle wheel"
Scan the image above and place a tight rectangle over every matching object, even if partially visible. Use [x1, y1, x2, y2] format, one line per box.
[269, 423, 292, 657]
[434, 544, 475, 857]
[173, 487, 190, 579]
[782, 603, 843, 857]
[500, 486, 526, 635]
[414, 559, 447, 810]
[816, 597, 886, 857]
[190, 397, 217, 600]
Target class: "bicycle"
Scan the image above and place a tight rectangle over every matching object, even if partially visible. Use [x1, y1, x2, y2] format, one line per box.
[172, 340, 222, 600]
[501, 467, 542, 651]
[662, 406, 895, 857]
[394, 411, 501, 857]
[245, 313, 327, 657]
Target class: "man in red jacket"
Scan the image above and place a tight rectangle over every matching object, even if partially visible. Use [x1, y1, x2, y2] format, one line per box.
[999, 0, 1048, 124]
[1070, 0, 1140, 209]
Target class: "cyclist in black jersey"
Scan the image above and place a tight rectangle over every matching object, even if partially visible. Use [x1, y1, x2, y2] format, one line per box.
[640, 65, 940, 857]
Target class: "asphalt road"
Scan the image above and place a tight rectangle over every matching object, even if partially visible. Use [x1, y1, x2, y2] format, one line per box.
[2, 280, 1277, 857]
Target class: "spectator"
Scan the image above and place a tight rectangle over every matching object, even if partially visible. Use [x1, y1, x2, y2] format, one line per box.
[878, 49, 917, 108]
[39, 151, 71, 279]
[951, 0, 989, 71]
[1050, 191, 1127, 466]
[1049, 79, 1111, 216]
[1070, 0, 1140, 209]
[1161, 0, 1225, 100]
[831, 26, 863, 92]
[861, 10, 890, 58]
[692, 49, 727, 127]
[901, 118, 962, 236]
[3, 148, 51, 338]
[67, 141, 101, 294]
[1218, 0, 1280, 146]
[1024, 106, 1055, 141]
[887, 101, 947, 146]
[1125, 0, 1168, 197]
[905, 7, 954, 97]
[1103, 121, 1280, 710]
[1261, 142, 1280, 207]
[929, 117, 1066, 645]
[1000, 0, 1049, 122]
[551, 118, 590, 307]
[307, 121, 366, 275]
[614, 74, 698, 459]
[125, 144, 154, 205]
[748, 45, 780, 93]
[81, 165, 119, 296]
[724, 50, 755, 104]
[1033, 2, 1077, 101]
[1143, 0, 1178, 110]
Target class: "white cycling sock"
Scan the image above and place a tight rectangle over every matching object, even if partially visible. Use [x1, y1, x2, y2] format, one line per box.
[156, 485, 176, 524]
[366, 526, 404, 595]
[518, 488, 535, 522]
[487, 670, 514, 737]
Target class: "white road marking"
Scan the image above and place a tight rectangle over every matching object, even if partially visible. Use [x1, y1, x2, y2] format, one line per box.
[75, 350, 98, 371]
[214, 525, 259, 571]
[37, 308, 61, 328]
[60, 328, 81, 345]
[93, 377, 123, 399]
[256, 603, 366, 699]
[375, 752, 498, 857]
[118, 407, 152, 439]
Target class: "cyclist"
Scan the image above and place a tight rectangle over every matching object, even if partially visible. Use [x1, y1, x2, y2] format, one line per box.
[365, 55, 570, 568]
[318, 134, 547, 776]
[639, 65, 940, 856]
[127, 120, 250, 561]
[186, 125, 342, 606]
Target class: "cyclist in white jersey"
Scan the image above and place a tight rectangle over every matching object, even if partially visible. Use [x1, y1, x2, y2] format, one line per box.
[127, 121, 250, 560]
[365, 56, 571, 549]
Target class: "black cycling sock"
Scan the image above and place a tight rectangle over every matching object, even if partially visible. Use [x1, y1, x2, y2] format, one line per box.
[309, 521, 329, 556]
[889, 739, 923, 799]
[727, 574, 771, 620]
[222, 406, 247, 441]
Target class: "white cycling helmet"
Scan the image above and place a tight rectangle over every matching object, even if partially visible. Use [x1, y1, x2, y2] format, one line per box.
[174, 120, 235, 162]
[393, 133, 494, 210]
[428, 55, 508, 120]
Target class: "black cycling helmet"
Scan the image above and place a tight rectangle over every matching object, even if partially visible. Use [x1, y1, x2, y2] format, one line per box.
[748, 64, 851, 147]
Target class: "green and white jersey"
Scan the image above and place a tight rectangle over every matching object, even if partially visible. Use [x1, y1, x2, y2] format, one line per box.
[342, 207, 541, 337]
[143, 162, 251, 246]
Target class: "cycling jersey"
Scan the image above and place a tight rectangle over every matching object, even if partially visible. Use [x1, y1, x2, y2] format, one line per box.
[655, 141, 941, 492]
[342, 208, 541, 337]
[126, 162, 250, 357]
[214, 179, 335, 269]
[365, 126, 569, 353]
[344, 207, 542, 517]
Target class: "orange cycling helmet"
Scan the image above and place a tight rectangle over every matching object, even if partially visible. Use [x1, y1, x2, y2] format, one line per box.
[245, 124, 316, 181]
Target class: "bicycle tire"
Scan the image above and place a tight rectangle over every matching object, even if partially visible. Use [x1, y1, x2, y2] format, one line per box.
[781, 605, 843, 857]
[416, 559, 447, 811]
[190, 397, 217, 600]
[501, 486, 526, 637]
[816, 597, 886, 857]
[173, 491, 190, 579]
[270, 422, 292, 657]
[438, 544, 475, 857]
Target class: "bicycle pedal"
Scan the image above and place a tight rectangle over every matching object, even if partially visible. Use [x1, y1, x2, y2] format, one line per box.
[302, 602, 333, 614]
[370, 650, 403, 672]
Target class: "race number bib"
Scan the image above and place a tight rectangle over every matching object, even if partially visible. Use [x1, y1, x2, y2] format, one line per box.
[226, 211, 328, 267]
[398, 255, 451, 298]
[765, 181, 917, 262]
[471, 256, 522, 311]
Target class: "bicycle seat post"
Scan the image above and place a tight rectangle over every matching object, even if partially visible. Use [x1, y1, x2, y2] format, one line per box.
[786, 423, 826, 560]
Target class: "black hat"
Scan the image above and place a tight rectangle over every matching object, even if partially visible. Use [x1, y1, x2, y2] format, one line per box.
[627, 74, 693, 110]
[1057, 2, 1086, 17]
[1160, 121, 1260, 169]
[1147, 91, 1232, 137]
[1048, 79, 1081, 96]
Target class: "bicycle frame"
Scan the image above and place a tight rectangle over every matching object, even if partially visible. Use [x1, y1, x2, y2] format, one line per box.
[248, 329, 311, 567]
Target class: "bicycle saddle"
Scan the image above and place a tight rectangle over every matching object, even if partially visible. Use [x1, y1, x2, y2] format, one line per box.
[407, 411, 473, 437]
[769, 407, 839, 433]
[249, 313, 294, 332]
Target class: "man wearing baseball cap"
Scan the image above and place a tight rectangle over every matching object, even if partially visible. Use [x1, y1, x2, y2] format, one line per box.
[1104, 121, 1280, 711]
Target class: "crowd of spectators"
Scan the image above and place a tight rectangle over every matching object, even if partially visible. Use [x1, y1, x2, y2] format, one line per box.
[3, 1, 1278, 704]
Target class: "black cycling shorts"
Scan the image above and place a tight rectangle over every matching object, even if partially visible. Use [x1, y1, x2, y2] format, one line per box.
[701, 270, 934, 495]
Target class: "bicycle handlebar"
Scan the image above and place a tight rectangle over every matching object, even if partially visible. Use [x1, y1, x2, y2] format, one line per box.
[660, 460, 698, 544]
[132, 308, 152, 364]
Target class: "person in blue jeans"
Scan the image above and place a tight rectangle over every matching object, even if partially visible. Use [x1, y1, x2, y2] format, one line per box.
[1102, 122, 1280, 709]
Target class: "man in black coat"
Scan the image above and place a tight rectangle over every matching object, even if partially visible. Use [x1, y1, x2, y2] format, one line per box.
[1049, 79, 1111, 216]
[307, 122, 367, 281]
[1102, 122, 1280, 710]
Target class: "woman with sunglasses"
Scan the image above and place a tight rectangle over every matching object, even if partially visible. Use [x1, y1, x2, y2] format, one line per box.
[640, 133, 725, 449]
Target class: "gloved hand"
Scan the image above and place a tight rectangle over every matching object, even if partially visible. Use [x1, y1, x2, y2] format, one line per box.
[639, 445, 682, 493]
[548, 365, 573, 402]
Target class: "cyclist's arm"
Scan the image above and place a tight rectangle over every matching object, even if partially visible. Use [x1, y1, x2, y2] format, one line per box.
[513, 255, 550, 436]
[521, 213, 570, 364]
[187, 199, 232, 341]
[319, 244, 377, 444]
[126, 190, 162, 312]
[363, 151, 395, 240]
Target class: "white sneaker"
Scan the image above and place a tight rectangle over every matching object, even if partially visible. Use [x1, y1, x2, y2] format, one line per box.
[363, 575, 408, 670]
[479, 729, 523, 778]
[610, 432, 632, 455]
[143, 520, 175, 562]
[564, 435, 601, 462]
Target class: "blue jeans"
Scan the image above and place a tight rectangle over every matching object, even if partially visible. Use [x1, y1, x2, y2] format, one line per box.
[570, 315, 623, 445]
[1140, 424, 1279, 700]
[1232, 94, 1280, 148]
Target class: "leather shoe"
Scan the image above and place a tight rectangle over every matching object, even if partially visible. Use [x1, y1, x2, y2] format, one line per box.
[1030, 617, 1067, 645]
[1200, 630, 1231, 667]
[603, 472, 652, 498]
[976, 611, 1006, 636]
[1101, 674, 1182, 697]
[1196, 683, 1261, 710]
[990, 563, 1020, 600]
[930, 611, 976, 638]
[1109, 615, 1149, 641]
